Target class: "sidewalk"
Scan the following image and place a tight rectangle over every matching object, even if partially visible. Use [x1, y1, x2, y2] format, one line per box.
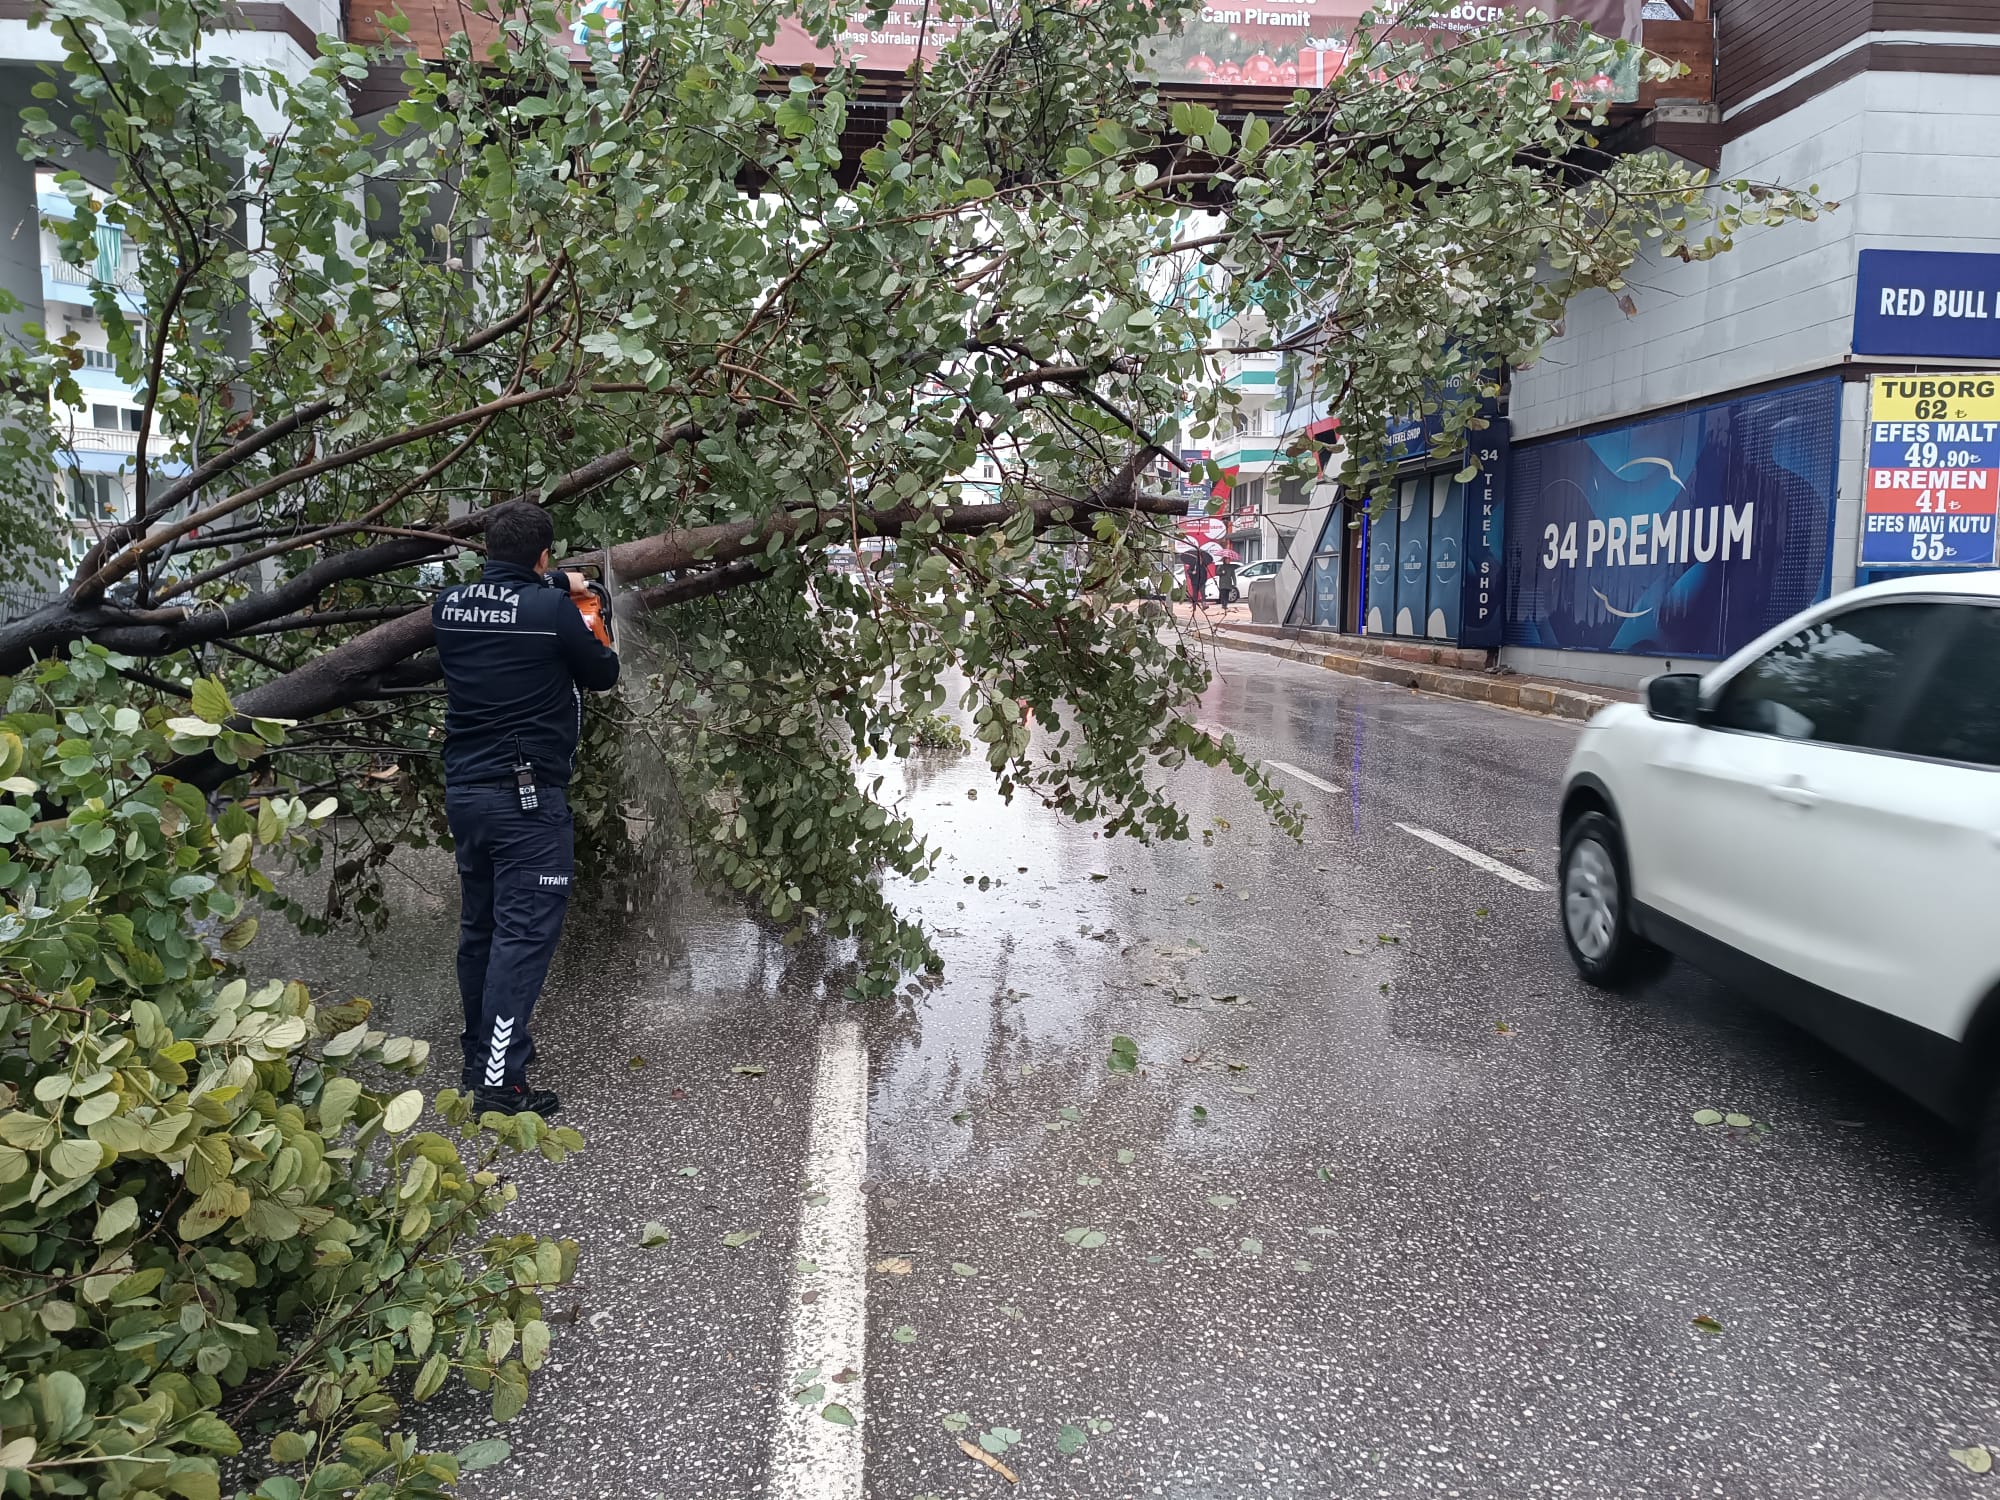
[1175, 608, 1637, 723]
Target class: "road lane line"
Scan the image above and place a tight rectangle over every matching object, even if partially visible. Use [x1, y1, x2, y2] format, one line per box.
[1264, 759, 1342, 796]
[770, 1019, 869, 1500]
[1394, 823, 1551, 892]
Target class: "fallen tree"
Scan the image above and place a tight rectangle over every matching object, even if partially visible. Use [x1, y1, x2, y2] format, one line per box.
[0, 0, 1820, 964]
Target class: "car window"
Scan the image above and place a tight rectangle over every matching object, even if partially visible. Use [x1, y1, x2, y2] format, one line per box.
[1708, 602, 1949, 750]
[1892, 604, 2000, 768]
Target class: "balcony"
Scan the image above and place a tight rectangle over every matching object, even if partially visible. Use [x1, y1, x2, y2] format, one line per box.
[43, 258, 144, 312]
[65, 425, 138, 455]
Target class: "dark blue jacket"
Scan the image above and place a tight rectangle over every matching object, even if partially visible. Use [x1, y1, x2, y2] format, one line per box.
[433, 560, 620, 789]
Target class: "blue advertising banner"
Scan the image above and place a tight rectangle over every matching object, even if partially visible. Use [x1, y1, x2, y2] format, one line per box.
[1853, 250, 2000, 360]
[1503, 377, 1840, 660]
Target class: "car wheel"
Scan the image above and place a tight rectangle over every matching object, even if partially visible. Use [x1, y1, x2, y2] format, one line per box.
[1559, 810, 1666, 989]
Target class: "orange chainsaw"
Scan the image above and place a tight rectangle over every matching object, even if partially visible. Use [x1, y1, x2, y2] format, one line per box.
[569, 541, 616, 648]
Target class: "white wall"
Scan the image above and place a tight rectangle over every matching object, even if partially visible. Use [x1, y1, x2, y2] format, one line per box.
[1512, 70, 2000, 443]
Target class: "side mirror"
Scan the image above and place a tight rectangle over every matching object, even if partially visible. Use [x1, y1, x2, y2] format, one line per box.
[1646, 672, 1703, 724]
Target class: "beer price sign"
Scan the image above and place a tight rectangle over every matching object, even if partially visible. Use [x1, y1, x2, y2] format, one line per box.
[1861, 374, 2000, 569]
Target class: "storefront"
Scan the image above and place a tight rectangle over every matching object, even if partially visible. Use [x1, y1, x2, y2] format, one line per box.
[1502, 375, 1842, 661]
[1354, 391, 1508, 647]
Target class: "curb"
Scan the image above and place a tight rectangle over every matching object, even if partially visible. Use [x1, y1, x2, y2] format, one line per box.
[1198, 628, 1624, 724]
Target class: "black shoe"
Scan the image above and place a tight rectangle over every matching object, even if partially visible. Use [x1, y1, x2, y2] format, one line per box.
[473, 1084, 562, 1118]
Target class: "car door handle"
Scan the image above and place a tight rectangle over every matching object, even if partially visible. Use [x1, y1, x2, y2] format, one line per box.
[1768, 775, 1819, 808]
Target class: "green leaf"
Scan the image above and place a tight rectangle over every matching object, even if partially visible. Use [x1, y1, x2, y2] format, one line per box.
[178, 1413, 242, 1455]
[722, 1229, 761, 1248]
[268, 1431, 314, 1464]
[412, 1351, 450, 1401]
[890, 1324, 916, 1344]
[1691, 1314, 1724, 1335]
[1691, 1109, 1724, 1126]
[381, 1089, 423, 1133]
[820, 1402, 855, 1427]
[1058, 1422, 1087, 1455]
[640, 1221, 671, 1248]
[190, 677, 233, 723]
[93, 1194, 137, 1241]
[457, 1439, 511, 1472]
[1950, 1446, 1994, 1475]
[48, 1138, 103, 1179]
[318, 1077, 362, 1133]
[1724, 1112, 1753, 1128]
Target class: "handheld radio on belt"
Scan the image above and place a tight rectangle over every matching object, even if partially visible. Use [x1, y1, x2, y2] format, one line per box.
[511, 735, 539, 812]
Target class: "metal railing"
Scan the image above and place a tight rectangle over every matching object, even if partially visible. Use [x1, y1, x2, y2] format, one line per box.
[45, 259, 142, 297]
[65, 426, 138, 454]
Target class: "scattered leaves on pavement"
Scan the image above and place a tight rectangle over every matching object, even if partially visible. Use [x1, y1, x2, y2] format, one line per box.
[951, 1109, 973, 1124]
[1116, 1149, 1136, 1165]
[627, 1055, 646, 1070]
[1691, 1110, 1724, 1126]
[638, 1222, 670, 1249]
[1192, 1246, 1216, 1260]
[1107, 1035, 1139, 1075]
[940, 1412, 972, 1433]
[675, 1165, 699, 1177]
[721, 1229, 761, 1248]
[821, 1403, 855, 1427]
[1058, 1423, 1089, 1456]
[1724, 1112, 1753, 1128]
[1691, 1314, 1724, 1335]
[1239, 1238, 1263, 1258]
[952, 1262, 980, 1277]
[998, 1303, 1026, 1322]
[1062, 1227, 1108, 1249]
[1294, 1259, 1315, 1272]
[891, 1325, 917, 1344]
[1191, 1104, 1209, 1125]
[1076, 1173, 1102, 1187]
[978, 1427, 1024, 1455]
[1206, 1194, 1237, 1209]
[731, 1064, 767, 1077]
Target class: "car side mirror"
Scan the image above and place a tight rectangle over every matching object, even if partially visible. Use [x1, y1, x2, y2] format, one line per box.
[1646, 672, 1703, 724]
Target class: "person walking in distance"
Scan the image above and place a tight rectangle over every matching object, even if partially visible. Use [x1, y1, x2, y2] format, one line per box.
[433, 502, 619, 1117]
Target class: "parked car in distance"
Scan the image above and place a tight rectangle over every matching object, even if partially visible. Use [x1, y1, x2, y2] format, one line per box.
[1234, 559, 1283, 585]
[1556, 571, 2000, 1209]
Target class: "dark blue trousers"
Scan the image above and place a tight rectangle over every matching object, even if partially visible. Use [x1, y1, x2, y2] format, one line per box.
[446, 783, 574, 1091]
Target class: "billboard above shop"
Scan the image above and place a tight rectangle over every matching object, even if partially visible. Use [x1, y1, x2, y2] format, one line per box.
[564, 0, 1643, 99]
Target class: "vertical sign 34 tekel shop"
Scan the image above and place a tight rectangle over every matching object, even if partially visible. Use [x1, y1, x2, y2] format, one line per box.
[1861, 375, 2000, 570]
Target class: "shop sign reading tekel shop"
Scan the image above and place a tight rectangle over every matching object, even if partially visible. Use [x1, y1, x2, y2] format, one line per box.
[1861, 374, 2000, 569]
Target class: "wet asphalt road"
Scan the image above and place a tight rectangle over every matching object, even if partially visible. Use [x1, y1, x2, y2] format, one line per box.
[262, 645, 2000, 1500]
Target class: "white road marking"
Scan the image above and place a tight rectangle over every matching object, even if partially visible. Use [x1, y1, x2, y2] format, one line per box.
[1264, 759, 1342, 796]
[769, 1019, 869, 1500]
[1394, 824, 1551, 892]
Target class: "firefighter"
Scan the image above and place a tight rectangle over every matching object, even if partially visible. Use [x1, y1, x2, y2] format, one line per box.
[433, 502, 619, 1117]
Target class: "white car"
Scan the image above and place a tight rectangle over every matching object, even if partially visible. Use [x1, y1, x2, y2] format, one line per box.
[1558, 571, 2000, 1202]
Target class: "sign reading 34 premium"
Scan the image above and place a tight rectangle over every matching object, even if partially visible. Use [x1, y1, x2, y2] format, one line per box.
[1861, 374, 2000, 569]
